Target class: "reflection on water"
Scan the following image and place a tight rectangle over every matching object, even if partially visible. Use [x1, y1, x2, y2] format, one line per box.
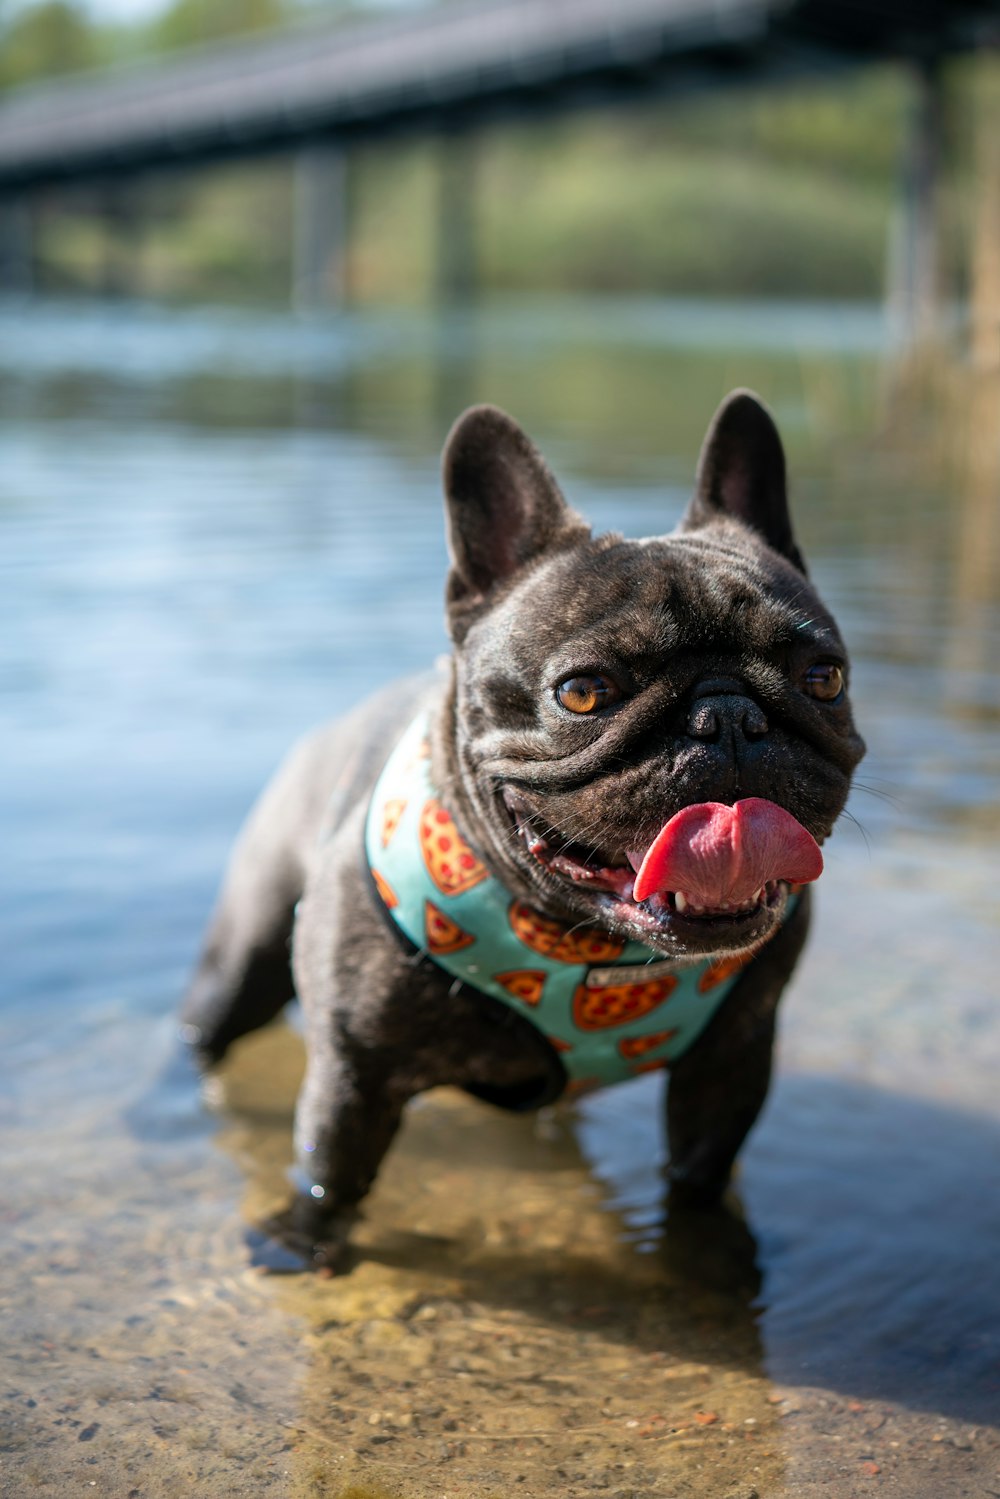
[1, 295, 998, 1497]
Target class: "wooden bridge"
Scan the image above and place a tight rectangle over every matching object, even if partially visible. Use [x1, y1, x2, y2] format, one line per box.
[0, 0, 997, 304]
[1, 0, 996, 191]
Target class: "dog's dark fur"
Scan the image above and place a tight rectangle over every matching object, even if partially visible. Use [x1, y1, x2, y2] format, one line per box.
[181, 391, 864, 1271]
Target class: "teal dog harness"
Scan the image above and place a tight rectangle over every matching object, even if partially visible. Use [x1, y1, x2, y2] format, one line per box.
[365, 712, 781, 1099]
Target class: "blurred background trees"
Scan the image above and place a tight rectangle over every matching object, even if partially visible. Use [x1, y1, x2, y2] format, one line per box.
[0, 0, 994, 308]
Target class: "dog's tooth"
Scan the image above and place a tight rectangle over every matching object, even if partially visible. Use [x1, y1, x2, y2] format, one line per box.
[674, 891, 688, 913]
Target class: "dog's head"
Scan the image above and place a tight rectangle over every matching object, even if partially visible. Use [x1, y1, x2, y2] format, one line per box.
[440, 392, 865, 961]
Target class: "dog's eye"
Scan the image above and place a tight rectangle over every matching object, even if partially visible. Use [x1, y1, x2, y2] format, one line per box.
[803, 663, 844, 702]
[556, 674, 621, 714]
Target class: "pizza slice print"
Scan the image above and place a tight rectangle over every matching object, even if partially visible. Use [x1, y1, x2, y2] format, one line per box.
[380, 797, 407, 848]
[617, 1029, 677, 1060]
[508, 901, 624, 964]
[419, 800, 487, 897]
[696, 952, 752, 993]
[371, 869, 399, 909]
[572, 974, 677, 1031]
[495, 969, 547, 1006]
[425, 900, 475, 956]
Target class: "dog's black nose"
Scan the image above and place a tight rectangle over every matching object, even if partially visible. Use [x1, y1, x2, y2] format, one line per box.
[686, 690, 769, 745]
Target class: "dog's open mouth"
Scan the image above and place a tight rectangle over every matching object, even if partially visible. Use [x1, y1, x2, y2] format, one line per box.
[502, 790, 822, 941]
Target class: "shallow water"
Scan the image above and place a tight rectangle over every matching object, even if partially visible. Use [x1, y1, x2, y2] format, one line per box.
[1, 295, 999, 1497]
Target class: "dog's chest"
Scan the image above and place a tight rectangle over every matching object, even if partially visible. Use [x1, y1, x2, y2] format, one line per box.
[362, 713, 762, 1097]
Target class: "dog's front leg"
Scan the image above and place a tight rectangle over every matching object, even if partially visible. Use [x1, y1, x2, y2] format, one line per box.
[261, 1040, 409, 1274]
[665, 891, 810, 1207]
[665, 995, 779, 1208]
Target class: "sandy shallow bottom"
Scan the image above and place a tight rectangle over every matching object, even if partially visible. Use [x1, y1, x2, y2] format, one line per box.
[3, 1001, 998, 1499]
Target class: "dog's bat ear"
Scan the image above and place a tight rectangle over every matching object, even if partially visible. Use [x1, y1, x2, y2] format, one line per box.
[681, 390, 807, 574]
[442, 404, 588, 636]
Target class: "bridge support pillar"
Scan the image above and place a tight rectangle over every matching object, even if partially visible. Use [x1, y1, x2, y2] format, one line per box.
[99, 184, 144, 299]
[293, 145, 348, 309]
[969, 77, 1000, 372]
[436, 132, 478, 305]
[0, 197, 35, 294]
[887, 58, 946, 351]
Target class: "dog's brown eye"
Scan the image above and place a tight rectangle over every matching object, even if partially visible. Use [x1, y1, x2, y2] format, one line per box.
[803, 663, 844, 702]
[556, 674, 620, 714]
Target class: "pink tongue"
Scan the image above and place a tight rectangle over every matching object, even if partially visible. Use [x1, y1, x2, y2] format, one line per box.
[629, 799, 823, 907]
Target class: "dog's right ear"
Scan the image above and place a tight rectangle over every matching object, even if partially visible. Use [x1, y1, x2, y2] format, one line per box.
[442, 405, 588, 640]
[680, 389, 807, 573]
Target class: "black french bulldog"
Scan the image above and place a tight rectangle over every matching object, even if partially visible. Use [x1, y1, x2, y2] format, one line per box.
[181, 390, 864, 1272]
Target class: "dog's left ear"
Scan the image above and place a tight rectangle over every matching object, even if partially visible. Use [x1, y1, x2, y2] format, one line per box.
[442, 404, 589, 638]
[680, 389, 806, 574]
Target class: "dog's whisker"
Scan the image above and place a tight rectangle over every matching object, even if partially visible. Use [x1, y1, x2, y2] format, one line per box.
[837, 806, 872, 854]
[851, 781, 903, 808]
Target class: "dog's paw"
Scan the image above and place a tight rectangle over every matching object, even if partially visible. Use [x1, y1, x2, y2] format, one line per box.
[177, 1021, 228, 1080]
[246, 1198, 358, 1277]
[662, 1187, 761, 1299]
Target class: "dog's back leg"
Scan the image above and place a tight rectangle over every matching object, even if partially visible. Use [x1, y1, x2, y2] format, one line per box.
[180, 730, 339, 1069]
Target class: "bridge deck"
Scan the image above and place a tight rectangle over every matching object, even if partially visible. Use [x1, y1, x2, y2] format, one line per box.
[0, 0, 997, 191]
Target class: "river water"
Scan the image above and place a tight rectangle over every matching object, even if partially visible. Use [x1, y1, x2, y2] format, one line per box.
[1, 294, 998, 1498]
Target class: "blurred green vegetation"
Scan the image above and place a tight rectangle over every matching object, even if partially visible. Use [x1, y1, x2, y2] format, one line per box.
[0, 0, 993, 306]
[0, 0, 99, 81]
[0, 0, 373, 80]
